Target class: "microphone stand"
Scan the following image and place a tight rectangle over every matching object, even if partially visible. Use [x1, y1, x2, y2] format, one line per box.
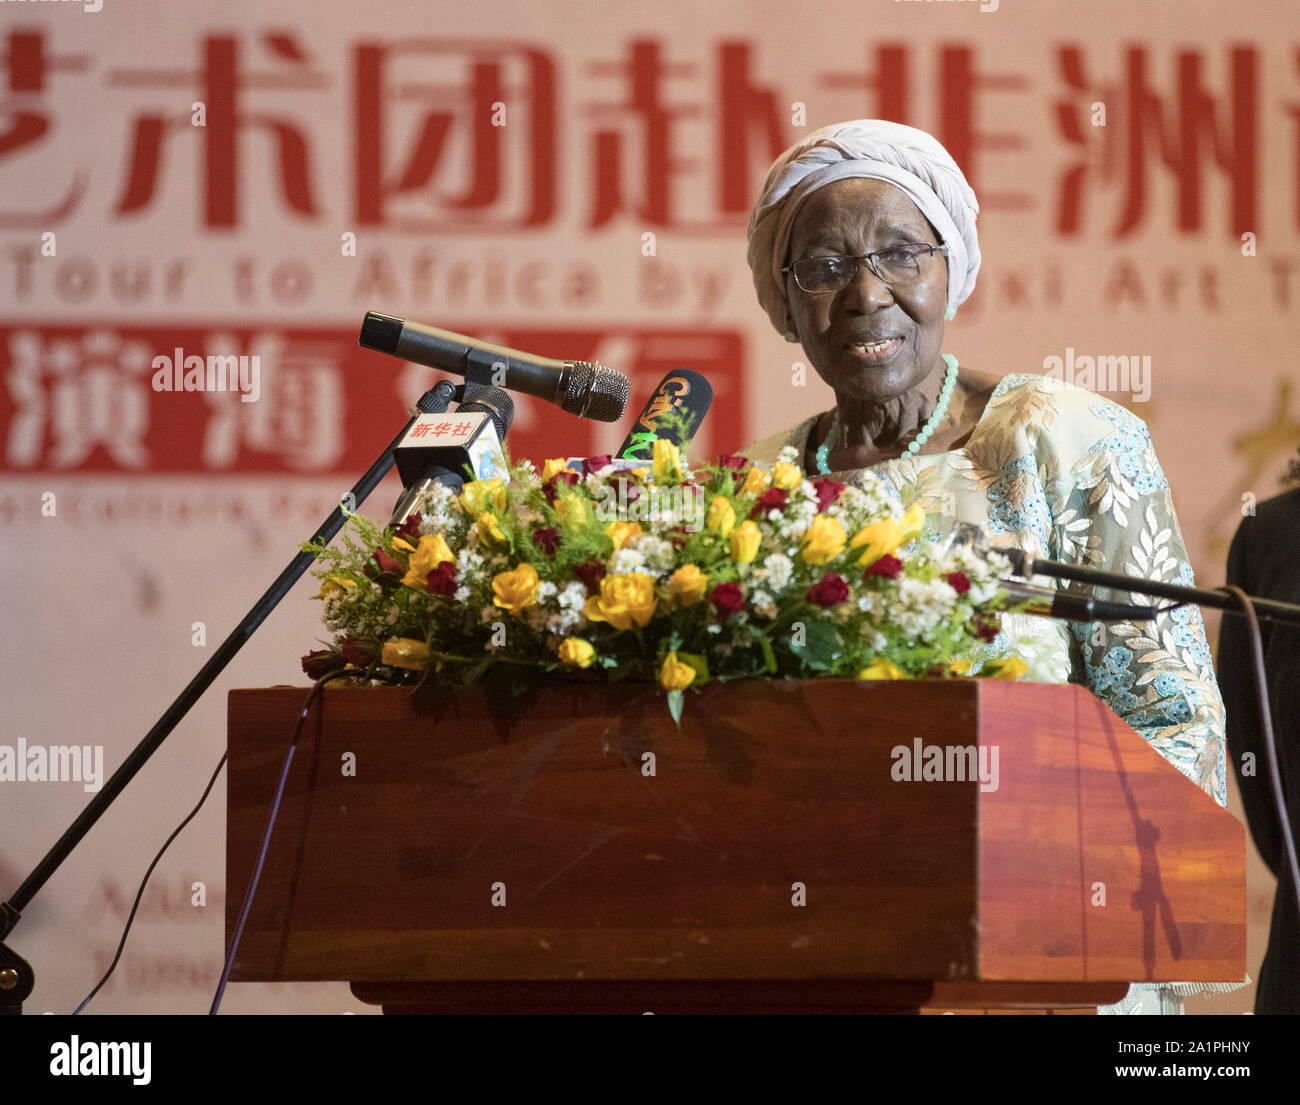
[1005, 550, 1300, 627]
[0, 378, 460, 1015]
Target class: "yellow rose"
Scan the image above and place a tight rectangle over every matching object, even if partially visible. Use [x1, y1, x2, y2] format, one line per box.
[980, 656, 1029, 681]
[740, 467, 770, 496]
[381, 638, 430, 670]
[856, 658, 908, 680]
[541, 458, 569, 481]
[391, 537, 417, 553]
[668, 564, 709, 606]
[899, 502, 926, 544]
[659, 651, 697, 691]
[554, 496, 588, 532]
[492, 563, 541, 616]
[947, 659, 973, 677]
[729, 519, 761, 563]
[558, 637, 596, 668]
[630, 468, 650, 480]
[706, 496, 736, 538]
[652, 438, 682, 482]
[583, 573, 656, 631]
[461, 477, 507, 514]
[316, 575, 357, 599]
[401, 534, 455, 590]
[605, 520, 644, 550]
[800, 514, 848, 564]
[476, 511, 508, 547]
[771, 460, 802, 490]
[848, 517, 904, 566]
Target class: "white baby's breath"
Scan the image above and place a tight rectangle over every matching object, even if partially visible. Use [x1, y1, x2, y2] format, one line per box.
[311, 450, 1014, 689]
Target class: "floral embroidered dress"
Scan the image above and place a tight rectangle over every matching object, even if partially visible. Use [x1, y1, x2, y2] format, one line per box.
[739, 372, 1234, 1013]
[739, 372, 1227, 809]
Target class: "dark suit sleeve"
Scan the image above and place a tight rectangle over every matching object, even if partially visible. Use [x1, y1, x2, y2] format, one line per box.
[1218, 511, 1281, 876]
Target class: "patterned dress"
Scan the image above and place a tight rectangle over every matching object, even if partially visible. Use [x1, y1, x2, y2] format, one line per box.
[739, 372, 1236, 1014]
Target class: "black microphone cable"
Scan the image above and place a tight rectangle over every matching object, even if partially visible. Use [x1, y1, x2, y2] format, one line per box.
[71, 667, 362, 1014]
[73, 748, 228, 1014]
[209, 668, 360, 1014]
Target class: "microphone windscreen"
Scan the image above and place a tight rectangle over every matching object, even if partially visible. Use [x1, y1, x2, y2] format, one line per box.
[460, 384, 515, 440]
[559, 362, 630, 422]
[616, 368, 713, 461]
[588, 365, 632, 422]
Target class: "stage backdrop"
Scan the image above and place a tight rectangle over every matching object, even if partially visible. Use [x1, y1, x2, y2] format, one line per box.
[2, 0, 1294, 1013]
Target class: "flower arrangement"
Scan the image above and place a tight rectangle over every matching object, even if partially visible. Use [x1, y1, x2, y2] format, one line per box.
[302, 442, 1025, 721]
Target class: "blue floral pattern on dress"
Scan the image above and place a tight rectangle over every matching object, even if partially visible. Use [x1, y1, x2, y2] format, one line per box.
[986, 455, 1052, 543]
[1088, 403, 1169, 495]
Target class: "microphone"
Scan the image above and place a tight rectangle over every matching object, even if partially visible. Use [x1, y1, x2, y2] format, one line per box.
[939, 521, 1175, 623]
[940, 520, 1300, 628]
[360, 311, 630, 423]
[615, 368, 714, 462]
[997, 579, 1167, 624]
[457, 383, 514, 446]
[390, 385, 514, 527]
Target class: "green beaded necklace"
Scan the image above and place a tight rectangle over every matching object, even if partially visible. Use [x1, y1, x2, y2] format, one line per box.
[814, 353, 959, 476]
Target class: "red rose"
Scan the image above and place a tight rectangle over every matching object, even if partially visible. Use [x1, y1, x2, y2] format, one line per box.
[534, 528, 561, 556]
[339, 637, 378, 667]
[426, 561, 457, 596]
[542, 470, 580, 504]
[394, 515, 422, 543]
[751, 487, 789, 518]
[301, 649, 344, 680]
[710, 581, 746, 619]
[863, 554, 904, 579]
[372, 546, 404, 576]
[582, 454, 612, 475]
[807, 571, 849, 608]
[574, 558, 607, 594]
[812, 477, 845, 513]
[946, 571, 971, 594]
[972, 613, 1000, 643]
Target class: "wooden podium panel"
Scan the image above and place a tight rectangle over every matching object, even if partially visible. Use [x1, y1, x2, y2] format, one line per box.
[226, 679, 1244, 1013]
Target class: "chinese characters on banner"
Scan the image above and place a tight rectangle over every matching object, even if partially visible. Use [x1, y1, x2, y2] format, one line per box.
[1, 28, 1292, 472]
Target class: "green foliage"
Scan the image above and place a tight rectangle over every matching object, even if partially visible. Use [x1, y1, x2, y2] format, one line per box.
[301, 450, 1022, 722]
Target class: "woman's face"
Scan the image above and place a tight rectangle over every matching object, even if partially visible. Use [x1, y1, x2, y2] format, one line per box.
[783, 178, 948, 404]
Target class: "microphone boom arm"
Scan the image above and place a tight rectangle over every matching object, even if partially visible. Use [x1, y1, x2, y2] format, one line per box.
[1008, 550, 1300, 628]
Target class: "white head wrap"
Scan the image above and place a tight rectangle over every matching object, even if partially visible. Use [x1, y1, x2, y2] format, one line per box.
[746, 119, 981, 337]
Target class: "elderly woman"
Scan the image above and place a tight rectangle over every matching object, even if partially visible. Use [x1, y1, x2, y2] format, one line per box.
[739, 119, 1232, 1015]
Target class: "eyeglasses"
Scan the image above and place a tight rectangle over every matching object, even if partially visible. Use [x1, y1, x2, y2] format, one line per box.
[783, 243, 948, 293]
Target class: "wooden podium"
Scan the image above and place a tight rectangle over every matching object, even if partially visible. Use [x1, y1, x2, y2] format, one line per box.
[225, 679, 1245, 1014]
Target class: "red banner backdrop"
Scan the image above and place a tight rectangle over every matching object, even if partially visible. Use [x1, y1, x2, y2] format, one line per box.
[2, 0, 1294, 1014]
